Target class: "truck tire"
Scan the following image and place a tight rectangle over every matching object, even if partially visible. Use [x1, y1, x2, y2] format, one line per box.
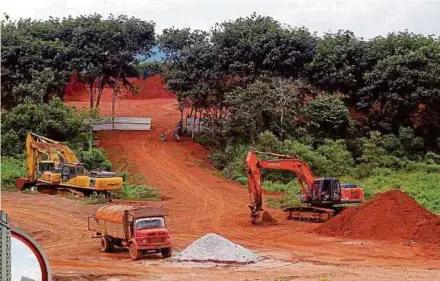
[129, 243, 141, 260]
[101, 236, 114, 252]
[161, 247, 172, 258]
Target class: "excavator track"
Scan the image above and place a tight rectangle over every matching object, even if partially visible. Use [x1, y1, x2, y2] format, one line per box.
[284, 206, 335, 222]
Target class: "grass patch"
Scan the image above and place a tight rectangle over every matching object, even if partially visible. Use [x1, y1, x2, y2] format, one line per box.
[341, 171, 440, 214]
[114, 184, 161, 201]
[1, 157, 26, 190]
[114, 171, 161, 201]
[263, 180, 301, 209]
[263, 180, 299, 193]
[236, 176, 248, 185]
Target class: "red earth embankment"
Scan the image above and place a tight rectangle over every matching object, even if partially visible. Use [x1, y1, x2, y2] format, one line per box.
[316, 189, 440, 244]
[64, 75, 174, 102]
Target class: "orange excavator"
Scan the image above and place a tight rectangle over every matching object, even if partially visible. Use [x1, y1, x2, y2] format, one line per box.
[246, 150, 364, 224]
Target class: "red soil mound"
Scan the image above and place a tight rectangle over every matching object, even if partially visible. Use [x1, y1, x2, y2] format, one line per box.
[121, 76, 175, 100]
[64, 74, 89, 102]
[316, 190, 440, 244]
[64, 75, 174, 102]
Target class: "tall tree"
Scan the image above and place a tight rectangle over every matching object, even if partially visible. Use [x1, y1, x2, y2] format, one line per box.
[306, 30, 371, 105]
[212, 13, 317, 84]
[1, 16, 72, 109]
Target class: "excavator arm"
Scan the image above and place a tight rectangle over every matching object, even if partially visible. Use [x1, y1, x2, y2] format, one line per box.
[246, 150, 319, 222]
[25, 133, 79, 181]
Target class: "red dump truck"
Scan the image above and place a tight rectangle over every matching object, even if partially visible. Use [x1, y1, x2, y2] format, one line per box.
[88, 205, 172, 260]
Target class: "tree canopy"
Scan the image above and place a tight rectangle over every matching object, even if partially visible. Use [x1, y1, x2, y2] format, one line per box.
[1, 14, 155, 110]
[2, 13, 440, 152]
[158, 17, 440, 152]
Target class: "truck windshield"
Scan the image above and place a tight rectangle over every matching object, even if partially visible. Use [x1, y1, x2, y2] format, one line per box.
[135, 217, 165, 229]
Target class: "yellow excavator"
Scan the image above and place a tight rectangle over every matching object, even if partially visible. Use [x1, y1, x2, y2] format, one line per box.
[16, 132, 123, 197]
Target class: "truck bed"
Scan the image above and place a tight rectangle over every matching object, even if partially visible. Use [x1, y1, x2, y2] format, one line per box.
[88, 216, 128, 240]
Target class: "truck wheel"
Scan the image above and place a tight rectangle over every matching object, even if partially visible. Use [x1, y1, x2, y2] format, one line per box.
[100, 236, 114, 252]
[129, 243, 141, 260]
[161, 247, 172, 258]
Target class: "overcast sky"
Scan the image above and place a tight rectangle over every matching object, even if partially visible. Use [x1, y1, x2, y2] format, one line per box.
[2, 0, 440, 39]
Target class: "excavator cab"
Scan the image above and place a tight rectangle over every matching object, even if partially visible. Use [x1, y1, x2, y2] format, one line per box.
[316, 178, 341, 204]
[61, 163, 85, 182]
[308, 178, 341, 204]
[37, 161, 55, 177]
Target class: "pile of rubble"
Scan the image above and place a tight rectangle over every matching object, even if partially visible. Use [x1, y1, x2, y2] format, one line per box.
[174, 233, 261, 264]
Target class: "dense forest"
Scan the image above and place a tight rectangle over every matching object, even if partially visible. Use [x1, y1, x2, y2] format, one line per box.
[1, 13, 440, 212]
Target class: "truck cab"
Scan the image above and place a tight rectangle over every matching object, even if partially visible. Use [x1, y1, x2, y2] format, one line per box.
[128, 214, 172, 259]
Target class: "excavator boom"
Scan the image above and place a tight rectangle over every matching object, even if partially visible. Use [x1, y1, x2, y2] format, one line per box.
[25, 133, 79, 181]
[246, 150, 316, 217]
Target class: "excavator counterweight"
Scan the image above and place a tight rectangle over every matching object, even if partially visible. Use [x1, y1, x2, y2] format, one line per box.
[246, 150, 364, 224]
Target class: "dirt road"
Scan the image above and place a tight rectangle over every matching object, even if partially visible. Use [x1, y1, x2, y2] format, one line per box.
[3, 93, 440, 280]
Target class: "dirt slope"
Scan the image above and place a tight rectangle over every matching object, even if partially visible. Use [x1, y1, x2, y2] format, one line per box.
[64, 76, 174, 102]
[316, 190, 440, 243]
[2, 87, 440, 280]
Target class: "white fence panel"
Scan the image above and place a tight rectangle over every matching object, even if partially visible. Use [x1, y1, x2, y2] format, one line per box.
[92, 117, 152, 131]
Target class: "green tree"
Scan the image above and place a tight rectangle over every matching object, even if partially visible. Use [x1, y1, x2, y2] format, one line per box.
[1, 14, 156, 112]
[306, 30, 371, 103]
[159, 28, 212, 127]
[303, 95, 350, 140]
[212, 13, 317, 82]
[225, 78, 312, 143]
[68, 14, 155, 112]
[1, 16, 72, 109]
[358, 42, 440, 139]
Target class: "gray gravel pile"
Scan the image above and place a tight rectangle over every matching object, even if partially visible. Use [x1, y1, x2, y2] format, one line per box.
[174, 233, 261, 264]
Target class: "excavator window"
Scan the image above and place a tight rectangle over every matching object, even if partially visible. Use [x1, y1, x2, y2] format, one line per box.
[321, 180, 332, 200]
[312, 181, 320, 200]
[331, 180, 341, 200]
[39, 162, 54, 173]
[62, 165, 76, 181]
[75, 166, 85, 176]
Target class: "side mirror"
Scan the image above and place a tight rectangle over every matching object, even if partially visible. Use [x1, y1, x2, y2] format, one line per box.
[11, 227, 51, 281]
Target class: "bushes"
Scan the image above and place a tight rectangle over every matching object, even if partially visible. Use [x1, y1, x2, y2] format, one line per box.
[404, 161, 440, 173]
[1, 157, 26, 190]
[223, 145, 249, 180]
[303, 95, 350, 140]
[115, 184, 161, 201]
[1, 98, 91, 157]
[78, 148, 112, 171]
[113, 172, 161, 201]
[80, 193, 108, 205]
[316, 140, 354, 176]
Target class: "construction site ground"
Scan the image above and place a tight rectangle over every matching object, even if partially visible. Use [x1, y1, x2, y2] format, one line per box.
[2, 80, 440, 281]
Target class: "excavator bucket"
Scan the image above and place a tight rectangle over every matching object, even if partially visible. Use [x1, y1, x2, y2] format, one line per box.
[260, 211, 277, 225]
[253, 211, 277, 225]
[16, 177, 32, 191]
